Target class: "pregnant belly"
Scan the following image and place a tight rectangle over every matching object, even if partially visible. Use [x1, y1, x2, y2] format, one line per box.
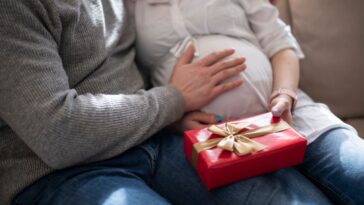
[193, 35, 272, 119]
[151, 35, 273, 119]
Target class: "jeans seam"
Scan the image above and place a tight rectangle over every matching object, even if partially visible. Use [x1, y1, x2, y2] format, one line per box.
[139, 142, 159, 177]
[148, 144, 159, 176]
[245, 182, 259, 205]
[299, 168, 356, 205]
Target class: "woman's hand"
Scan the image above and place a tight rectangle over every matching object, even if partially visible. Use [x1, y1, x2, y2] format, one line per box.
[171, 112, 222, 133]
[269, 95, 293, 124]
[270, 48, 300, 125]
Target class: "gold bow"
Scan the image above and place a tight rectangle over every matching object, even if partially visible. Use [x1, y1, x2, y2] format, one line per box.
[191, 120, 291, 168]
[208, 122, 266, 156]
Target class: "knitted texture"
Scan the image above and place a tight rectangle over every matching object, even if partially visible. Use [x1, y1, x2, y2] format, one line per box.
[0, 0, 184, 204]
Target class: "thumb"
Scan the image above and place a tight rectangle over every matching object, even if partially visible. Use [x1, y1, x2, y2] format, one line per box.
[175, 43, 195, 67]
[271, 100, 287, 117]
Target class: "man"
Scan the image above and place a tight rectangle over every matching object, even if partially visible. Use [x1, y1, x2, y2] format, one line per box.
[0, 1, 332, 204]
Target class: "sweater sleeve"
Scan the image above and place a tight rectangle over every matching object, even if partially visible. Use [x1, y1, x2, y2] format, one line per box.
[0, 1, 184, 169]
[240, 0, 304, 58]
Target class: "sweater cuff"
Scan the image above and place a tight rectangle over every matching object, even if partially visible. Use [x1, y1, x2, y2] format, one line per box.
[148, 84, 185, 127]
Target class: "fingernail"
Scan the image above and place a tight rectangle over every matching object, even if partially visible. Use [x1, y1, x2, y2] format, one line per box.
[186, 41, 194, 48]
[226, 48, 235, 52]
[215, 115, 224, 123]
[272, 108, 281, 117]
[235, 57, 245, 63]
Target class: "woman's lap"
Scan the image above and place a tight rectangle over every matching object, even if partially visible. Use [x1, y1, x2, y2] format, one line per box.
[151, 131, 331, 205]
[299, 128, 364, 204]
[13, 128, 364, 205]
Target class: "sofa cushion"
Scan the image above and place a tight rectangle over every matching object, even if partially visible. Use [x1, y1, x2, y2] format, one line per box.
[276, 0, 291, 25]
[288, 0, 364, 118]
[345, 119, 364, 138]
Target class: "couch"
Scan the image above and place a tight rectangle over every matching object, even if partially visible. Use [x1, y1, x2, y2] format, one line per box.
[276, 0, 364, 137]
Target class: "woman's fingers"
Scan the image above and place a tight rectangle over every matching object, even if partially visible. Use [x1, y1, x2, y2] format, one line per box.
[271, 100, 286, 117]
[270, 97, 293, 124]
[175, 112, 218, 132]
[281, 111, 293, 124]
[190, 112, 217, 124]
[271, 98, 291, 116]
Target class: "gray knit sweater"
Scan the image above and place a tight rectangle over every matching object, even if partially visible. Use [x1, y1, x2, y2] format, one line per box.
[0, 0, 184, 204]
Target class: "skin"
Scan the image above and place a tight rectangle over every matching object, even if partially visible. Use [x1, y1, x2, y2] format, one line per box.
[169, 44, 247, 112]
[269, 48, 299, 124]
[172, 48, 299, 132]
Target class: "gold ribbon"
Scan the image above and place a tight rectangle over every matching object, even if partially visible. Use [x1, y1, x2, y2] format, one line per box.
[191, 120, 291, 169]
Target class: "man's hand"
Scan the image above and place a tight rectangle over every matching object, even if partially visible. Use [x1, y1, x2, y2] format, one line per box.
[270, 95, 293, 124]
[170, 44, 246, 112]
[172, 112, 219, 133]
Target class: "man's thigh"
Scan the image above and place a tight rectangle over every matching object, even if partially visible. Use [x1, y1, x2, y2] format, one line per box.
[151, 131, 332, 205]
[13, 143, 169, 205]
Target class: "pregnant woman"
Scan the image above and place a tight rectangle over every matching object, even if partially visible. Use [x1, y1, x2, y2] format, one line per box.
[132, 0, 364, 204]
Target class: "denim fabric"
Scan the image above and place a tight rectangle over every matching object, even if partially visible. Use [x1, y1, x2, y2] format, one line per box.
[12, 135, 168, 205]
[13, 128, 364, 205]
[298, 128, 364, 205]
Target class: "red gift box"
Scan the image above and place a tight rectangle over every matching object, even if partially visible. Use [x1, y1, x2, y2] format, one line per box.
[184, 112, 307, 189]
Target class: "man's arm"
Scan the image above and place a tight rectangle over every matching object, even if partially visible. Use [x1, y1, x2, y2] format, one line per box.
[0, 1, 244, 169]
[0, 1, 185, 169]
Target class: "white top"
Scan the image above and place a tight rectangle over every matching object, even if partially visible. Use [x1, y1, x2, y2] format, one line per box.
[133, 0, 356, 143]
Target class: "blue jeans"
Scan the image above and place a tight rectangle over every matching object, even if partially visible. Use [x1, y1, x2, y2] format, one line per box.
[13, 128, 364, 205]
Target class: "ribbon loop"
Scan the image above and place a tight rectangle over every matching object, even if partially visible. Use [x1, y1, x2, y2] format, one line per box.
[206, 120, 291, 156]
[233, 138, 254, 156]
[208, 122, 266, 156]
[217, 135, 235, 152]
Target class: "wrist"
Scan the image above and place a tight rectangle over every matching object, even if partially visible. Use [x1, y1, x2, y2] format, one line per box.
[270, 88, 297, 110]
[169, 84, 189, 112]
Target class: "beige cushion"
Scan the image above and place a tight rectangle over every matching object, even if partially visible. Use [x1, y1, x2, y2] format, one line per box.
[345, 118, 364, 138]
[276, 0, 291, 25]
[288, 0, 364, 118]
